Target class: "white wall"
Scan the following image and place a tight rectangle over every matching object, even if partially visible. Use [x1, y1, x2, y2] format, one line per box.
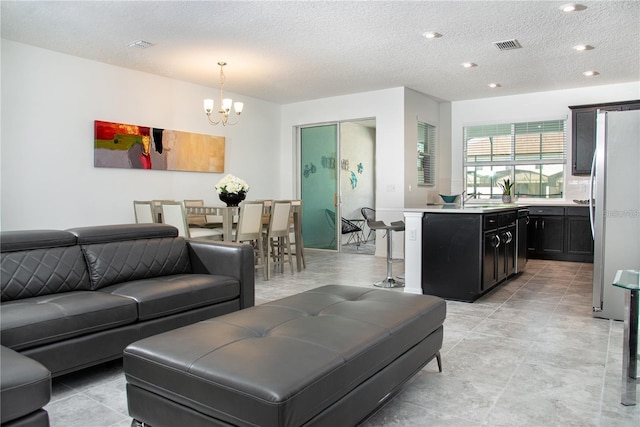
[1, 40, 281, 230]
[450, 82, 640, 200]
[403, 88, 447, 208]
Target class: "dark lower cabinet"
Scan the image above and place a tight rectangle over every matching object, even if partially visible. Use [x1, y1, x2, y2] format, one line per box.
[565, 208, 594, 262]
[527, 205, 594, 262]
[422, 210, 520, 302]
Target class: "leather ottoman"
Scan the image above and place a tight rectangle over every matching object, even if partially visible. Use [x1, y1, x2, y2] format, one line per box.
[124, 285, 446, 427]
[1, 346, 51, 427]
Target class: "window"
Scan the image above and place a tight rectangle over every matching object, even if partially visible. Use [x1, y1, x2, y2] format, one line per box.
[464, 119, 566, 199]
[418, 121, 436, 186]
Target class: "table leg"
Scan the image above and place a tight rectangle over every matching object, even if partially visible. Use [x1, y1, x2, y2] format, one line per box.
[222, 209, 233, 242]
[621, 289, 639, 406]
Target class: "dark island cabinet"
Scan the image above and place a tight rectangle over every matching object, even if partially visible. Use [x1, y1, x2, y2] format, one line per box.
[527, 205, 593, 262]
[422, 209, 519, 302]
[570, 100, 640, 175]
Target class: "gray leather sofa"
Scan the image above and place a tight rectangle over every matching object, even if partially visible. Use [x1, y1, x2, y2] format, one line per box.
[0, 223, 255, 378]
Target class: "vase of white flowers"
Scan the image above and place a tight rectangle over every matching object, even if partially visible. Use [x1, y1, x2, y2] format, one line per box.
[215, 174, 250, 206]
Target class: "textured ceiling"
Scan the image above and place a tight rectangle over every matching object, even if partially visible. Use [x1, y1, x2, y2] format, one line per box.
[2, 1, 639, 104]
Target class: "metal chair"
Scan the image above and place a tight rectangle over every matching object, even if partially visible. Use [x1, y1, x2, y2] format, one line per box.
[360, 207, 376, 242]
[325, 209, 363, 247]
[366, 219, 405, 288]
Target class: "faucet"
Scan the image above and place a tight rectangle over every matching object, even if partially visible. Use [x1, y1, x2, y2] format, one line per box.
[461, 191, 479, 208]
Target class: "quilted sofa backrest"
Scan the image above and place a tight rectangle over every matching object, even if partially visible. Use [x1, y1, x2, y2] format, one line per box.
[0, 230, 91, 302]
[68, 224, 192, 290]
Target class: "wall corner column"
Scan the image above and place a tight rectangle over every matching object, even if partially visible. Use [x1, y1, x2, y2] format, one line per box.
[403, 211, 423, 295]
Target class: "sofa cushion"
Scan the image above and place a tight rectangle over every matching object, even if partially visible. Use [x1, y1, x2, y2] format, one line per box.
[80, 237, 192, 290]
[101, 274, 240, 321]
[0, 291, 138, 351]
[0, 346, 51, 425]
[1, 230, 76, 253]
[1, 245, 91, 302]
[68, 223, 178, 244]
[0, 346, 51, 424]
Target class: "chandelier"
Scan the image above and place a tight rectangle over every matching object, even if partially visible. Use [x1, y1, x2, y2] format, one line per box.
[203, 62, 244, 126]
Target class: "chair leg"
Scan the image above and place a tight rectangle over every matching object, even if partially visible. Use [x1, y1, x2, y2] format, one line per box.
[436, 352, 442, 373]
[374, 229, 404, 288]
[258, 236, 268, 281]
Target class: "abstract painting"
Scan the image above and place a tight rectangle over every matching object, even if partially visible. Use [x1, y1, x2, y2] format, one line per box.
[94, 120, 225, 172]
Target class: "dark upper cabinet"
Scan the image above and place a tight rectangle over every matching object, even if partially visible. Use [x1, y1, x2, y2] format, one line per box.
[569, 100, 640, 175]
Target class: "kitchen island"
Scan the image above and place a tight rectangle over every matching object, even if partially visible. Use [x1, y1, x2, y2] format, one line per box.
[403, 204, 527, 302]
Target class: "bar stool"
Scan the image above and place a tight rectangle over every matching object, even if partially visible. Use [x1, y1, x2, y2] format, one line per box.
[367, 220, 405, 288]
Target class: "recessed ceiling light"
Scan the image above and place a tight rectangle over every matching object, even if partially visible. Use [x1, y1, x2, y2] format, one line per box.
[462, 62, 477, 68]
[583, 70, 600, 77]
[423, 32, 442, 39]
[560, 3, 587, 12]
[573, 44, 594, 51]
[128, 40, 154, 49]
[488, 83, 501, 88]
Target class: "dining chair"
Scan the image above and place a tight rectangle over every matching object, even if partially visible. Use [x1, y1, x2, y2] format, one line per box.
[133, 200, 156, 224]
[159, 201, 223, 240]
[289, 199, 306, 270]
[151, 199, 175, 223]
[234, 200, 267, 279]
[183, 199, 223, 228]
[265, 200, 294, 279]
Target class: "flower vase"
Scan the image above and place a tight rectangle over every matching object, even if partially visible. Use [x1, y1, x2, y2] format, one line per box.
[219, 192, 246, 207]
[502, 194, 512, 204]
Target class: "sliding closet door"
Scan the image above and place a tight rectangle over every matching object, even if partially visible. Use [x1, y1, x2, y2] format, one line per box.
[300, 124, 338, 250]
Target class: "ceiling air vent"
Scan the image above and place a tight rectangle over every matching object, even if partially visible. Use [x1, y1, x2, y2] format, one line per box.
[493, 39, 522, 51]
[128, 40, 154, 49]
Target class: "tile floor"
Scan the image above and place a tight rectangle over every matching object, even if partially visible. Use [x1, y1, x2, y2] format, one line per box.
[43, 251, 639, 426]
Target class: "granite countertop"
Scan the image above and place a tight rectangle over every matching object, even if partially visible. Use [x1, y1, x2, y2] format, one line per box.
[404, 200, 591, 214]
[405, 204, 522, 214]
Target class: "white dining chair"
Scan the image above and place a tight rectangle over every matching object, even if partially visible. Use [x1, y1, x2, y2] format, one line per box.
[235, 200, 267, 279]
[159, 201, 223, 240]
[184, 199, 224, 228]
[265, 200, 294, 279]
[133, 200, 156, 224]
[289, 199, 306, 271]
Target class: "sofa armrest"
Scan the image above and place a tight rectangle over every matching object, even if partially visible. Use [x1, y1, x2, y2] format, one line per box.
[187, 241, 255, 309]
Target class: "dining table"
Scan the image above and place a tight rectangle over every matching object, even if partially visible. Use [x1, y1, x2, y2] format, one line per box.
[185, 203, 305, 272]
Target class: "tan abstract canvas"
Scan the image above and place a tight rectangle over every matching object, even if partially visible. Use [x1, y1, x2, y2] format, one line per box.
[94, 120, 225, 172]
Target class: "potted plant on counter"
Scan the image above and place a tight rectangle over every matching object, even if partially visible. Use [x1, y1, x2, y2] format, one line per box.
[498, 178, 514, 203]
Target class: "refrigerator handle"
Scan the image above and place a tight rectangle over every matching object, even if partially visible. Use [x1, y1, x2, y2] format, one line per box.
[588, 149, 597, 239]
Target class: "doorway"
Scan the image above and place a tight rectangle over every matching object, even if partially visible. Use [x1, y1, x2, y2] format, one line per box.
[299, 119, 376, 252]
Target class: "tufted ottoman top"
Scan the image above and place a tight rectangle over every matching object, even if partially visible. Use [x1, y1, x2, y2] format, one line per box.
[124, 285, 446, 426]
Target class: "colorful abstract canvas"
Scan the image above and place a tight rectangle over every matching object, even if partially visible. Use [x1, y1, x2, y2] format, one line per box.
[94, 120, 225, 172]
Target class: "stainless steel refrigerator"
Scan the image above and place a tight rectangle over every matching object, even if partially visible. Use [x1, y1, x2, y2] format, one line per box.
[590, 109, 640, 321]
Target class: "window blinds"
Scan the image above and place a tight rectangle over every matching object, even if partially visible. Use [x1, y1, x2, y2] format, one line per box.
[464, 119, 566, 165]
[418, 122, 436, 186]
